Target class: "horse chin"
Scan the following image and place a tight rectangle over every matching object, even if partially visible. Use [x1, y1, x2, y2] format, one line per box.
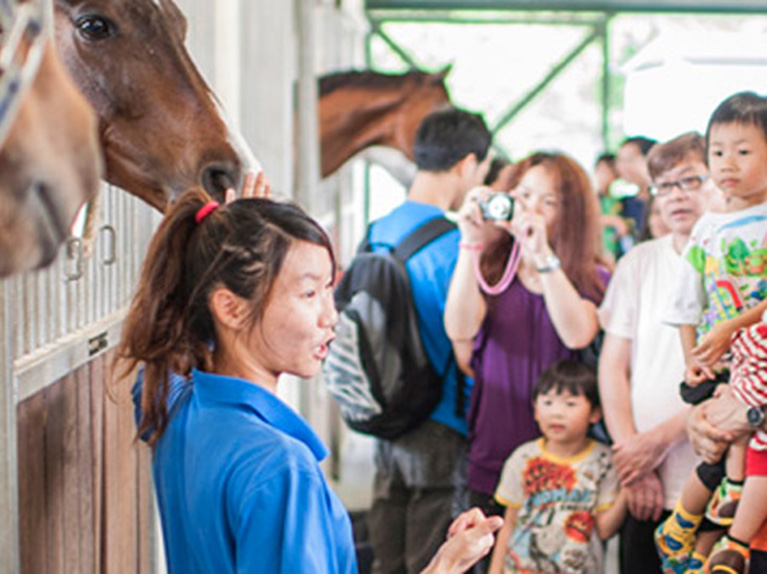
[0, 182, 75, 277]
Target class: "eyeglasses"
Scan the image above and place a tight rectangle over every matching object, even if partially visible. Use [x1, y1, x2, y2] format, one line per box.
[651, 174, 709, 197]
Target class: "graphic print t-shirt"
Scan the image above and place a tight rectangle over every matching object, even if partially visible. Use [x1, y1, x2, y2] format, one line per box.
[667, 204, 767, 338]
[494, 439, 617, 574]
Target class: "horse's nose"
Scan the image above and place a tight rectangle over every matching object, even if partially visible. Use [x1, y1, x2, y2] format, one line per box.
[201, 162, 241, 199]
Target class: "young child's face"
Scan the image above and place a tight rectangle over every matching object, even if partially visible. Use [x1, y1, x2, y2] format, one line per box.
[533, 389, 600, 446]
[708, 122, 767, 207]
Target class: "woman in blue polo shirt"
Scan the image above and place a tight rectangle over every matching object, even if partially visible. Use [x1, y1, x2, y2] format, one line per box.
[117, 189, 501, 574]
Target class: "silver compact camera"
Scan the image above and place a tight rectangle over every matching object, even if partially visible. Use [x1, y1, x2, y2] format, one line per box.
[479, 193, 514, 221]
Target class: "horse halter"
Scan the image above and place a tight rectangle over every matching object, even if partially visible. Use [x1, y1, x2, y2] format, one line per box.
[0, 0, 48, 148]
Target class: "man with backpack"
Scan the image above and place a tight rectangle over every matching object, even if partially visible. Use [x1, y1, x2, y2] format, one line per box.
[363, 108, 492, 574]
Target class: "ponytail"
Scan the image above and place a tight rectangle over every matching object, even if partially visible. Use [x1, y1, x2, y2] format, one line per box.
[118, 189, 216, 443]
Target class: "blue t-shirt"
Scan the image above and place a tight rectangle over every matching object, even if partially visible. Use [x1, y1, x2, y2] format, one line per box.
[136, 369, 356, 574]
[368, 200, 472, 435]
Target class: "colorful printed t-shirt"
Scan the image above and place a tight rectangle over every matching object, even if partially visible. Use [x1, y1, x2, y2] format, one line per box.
[494, 439, 618, 574]
[667, 203, 767, 338]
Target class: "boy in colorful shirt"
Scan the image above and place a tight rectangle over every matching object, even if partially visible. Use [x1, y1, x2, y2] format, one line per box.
[658, 91, 767, 573]
[488, 360, 627, 574]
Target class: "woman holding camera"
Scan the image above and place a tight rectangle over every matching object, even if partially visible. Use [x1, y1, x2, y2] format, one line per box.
[444, 152, 608, 527]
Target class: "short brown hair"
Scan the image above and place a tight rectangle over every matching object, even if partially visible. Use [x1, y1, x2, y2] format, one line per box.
[647, 132, 706, 181]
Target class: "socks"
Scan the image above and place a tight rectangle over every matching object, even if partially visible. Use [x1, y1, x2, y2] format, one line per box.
[656, 500, 703, 558]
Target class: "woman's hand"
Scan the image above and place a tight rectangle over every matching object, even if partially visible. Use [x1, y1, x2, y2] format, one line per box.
[510, 196, 552, 260]
[224, 170, 271, 203]
[457, 186, 508, 247]
[422, 508, 504, 574]
[612, 431, 667, 486]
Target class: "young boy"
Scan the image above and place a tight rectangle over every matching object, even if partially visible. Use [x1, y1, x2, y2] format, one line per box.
[658, 91, 767, 574]
[488, 360, 627, 574]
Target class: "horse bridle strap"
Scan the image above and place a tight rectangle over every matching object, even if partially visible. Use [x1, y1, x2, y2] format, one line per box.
[0, 0, 48, 148]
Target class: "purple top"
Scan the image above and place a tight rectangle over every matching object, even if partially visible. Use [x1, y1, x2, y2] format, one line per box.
[467, 270, 608, 495]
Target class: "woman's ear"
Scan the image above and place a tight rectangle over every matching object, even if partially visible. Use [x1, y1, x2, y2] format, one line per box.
[209, 288, 250, 331]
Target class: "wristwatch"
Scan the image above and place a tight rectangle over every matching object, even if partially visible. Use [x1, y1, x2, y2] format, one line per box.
[536, 253, 561, 273]
[747, 406, 765, 428]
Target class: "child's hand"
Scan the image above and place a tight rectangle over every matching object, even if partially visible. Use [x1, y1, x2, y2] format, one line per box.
[691, 322, 735, 369]
[685, 363, 714, 387]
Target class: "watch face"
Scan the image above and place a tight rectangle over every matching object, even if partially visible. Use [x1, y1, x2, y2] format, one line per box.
[748, 407, 765, 427]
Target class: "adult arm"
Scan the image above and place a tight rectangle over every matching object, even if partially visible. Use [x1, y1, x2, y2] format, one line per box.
[488, 506, 518, 574]
[686, 387, 756, 464]
[537, 257, 600, 349]
[452, 338, 475, 378]
[422, 508, 504, 574]
[598, 334, 679, 486]
[444, 188, 494, 343]
[513, 202, 599, 349]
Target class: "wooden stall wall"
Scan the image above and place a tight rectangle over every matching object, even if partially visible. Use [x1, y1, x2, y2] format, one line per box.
[17, 350, 152, 574]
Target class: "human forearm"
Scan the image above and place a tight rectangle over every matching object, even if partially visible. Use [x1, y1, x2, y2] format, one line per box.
[488, 507, 517, 574]
[445, 249, 486, 341]
[679, 325, 697, 367]
[597, 335, 637, 443]
[597, 490, 628, 540]
[538, 265, 599, 349]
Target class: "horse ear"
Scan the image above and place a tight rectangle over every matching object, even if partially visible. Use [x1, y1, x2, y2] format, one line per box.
[436, 64, 453, 80]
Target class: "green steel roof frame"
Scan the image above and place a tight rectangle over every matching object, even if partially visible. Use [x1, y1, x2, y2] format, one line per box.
[366, 1, 767, 14]
[364, 0, 767, 159]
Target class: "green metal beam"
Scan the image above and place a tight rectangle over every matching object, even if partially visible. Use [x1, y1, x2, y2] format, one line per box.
[490, 26, 601, 135]
[367, 13, 603, 25]
[369, 20, 422, 69]
[366, 0, 767, 14]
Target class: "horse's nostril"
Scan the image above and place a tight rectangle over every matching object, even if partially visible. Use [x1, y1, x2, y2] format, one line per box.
[201, 164, 239, 200]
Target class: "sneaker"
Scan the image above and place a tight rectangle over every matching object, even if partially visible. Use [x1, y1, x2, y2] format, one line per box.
[706, 547, 748, 574]
[706, 478, 742, 527]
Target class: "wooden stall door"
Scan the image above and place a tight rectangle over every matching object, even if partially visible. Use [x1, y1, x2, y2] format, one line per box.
[17, 349, 152, 574]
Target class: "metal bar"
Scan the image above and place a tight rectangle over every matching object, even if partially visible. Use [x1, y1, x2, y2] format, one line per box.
[365, 0, 767, 15]
[369, 21, 422, 69]
[368, 13, 603, 25]
[0, 279, 20, 573]
[294, 0, 320, 208]
[600, 14, 611, 150]
[491, 26, 600, 135]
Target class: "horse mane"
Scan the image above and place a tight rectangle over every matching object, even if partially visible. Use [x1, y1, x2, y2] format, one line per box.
[318, 69, 437, 98]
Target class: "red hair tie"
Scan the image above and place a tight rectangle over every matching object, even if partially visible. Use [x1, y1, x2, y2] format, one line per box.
[195, 201, 220, 224]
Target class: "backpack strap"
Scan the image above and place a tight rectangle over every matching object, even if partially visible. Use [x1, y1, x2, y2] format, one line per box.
[392, 217, 457, 263]
[394, 217, 465, 418]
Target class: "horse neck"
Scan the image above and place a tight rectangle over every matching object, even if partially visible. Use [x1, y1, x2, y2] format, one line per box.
[319, 90, 407, 177]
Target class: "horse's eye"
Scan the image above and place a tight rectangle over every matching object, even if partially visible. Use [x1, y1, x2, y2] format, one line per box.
[75, 15, 115, 40]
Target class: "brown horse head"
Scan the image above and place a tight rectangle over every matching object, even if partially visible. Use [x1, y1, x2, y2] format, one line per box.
[318, 66, 453, 178]
[0, 22, 101, 278]
[53, 0, 257, 211]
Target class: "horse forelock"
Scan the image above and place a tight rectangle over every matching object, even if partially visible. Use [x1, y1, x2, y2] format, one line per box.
[318, 69, 444, 98]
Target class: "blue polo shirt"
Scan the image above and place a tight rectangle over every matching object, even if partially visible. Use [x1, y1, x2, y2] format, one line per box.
[141, 369, 356, 574]
[369, 200, 472, 435]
